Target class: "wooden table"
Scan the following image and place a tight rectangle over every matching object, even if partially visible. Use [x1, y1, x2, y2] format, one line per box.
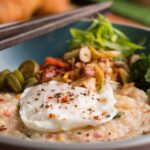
[106, 12, 150, 30]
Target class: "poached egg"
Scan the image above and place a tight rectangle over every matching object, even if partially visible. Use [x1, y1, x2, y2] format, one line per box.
[19, 80, 117, 132]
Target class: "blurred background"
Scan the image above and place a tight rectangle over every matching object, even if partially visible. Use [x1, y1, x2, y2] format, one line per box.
[0, 0, 149, 28]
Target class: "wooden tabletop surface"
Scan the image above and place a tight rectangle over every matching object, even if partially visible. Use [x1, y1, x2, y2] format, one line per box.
[106, 12, 150, 30]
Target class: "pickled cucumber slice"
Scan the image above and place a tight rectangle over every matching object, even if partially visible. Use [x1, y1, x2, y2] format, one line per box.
[25, 77, 39, 88]
[13, 70, 24, 85]
[6, 74, 22, 93]
[0, 69, 10, 90]
[19, 60, 39, 79]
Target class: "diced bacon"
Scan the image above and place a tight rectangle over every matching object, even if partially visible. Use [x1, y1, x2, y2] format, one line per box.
[84, 66, 95, 77]
[42, 70, 56, 82]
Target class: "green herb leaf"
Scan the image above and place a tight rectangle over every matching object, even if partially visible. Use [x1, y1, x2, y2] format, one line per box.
[69, 14, 144, 56]
[70, 28, 95, 49]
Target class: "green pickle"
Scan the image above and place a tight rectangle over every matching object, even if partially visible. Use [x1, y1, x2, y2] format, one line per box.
[13, 70, 24, 85]
[6, 73, 22, 93]
[25, 77, 39, 88]
[19, 60, 39, 79]
[0, 69, 10, 90]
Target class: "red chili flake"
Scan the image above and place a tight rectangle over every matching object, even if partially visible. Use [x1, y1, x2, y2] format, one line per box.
[0, 98, 4, 102]
[48, 96, 53, 100]
[60, 96, 69, 103]
[100, 98, 107, 103]
[3, 111, 11, 117]
[44, 57, 69, 68]
[48, 113, 56, 119]
[93, 116, 99, 120]
[102, 111, 107, 116]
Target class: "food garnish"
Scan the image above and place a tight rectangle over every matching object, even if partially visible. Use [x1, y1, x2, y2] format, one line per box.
[70, 14, 143, 57]
[0, 60, 39, 92]
[130, 54, 150, 93]
[13, 70, 25, 86]
[19, 60, 39, 79]
[24, 77, 39, 88]
[6, 73, 22, 93]
[0, 15, 148, 96]
[0, 69, 10, 90]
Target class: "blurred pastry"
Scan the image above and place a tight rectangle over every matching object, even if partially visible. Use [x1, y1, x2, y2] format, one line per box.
[0, 0, 72, 24]
[39, 0, 71, 15]
[0, 0, 43, 23]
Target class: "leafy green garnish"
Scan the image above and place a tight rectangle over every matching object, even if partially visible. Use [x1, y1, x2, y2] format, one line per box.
[130, 54, 150, 91]
[70, 14, 143, 56]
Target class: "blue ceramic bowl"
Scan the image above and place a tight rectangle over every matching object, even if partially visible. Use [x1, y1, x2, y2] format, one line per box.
[0, 21, 150, 150]
[0, 21, 149, 70]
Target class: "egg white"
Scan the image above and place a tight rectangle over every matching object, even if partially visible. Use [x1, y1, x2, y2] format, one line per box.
[19, 80, 117, 132]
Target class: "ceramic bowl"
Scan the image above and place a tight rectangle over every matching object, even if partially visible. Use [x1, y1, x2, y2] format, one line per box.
[0, 21, 150, 150]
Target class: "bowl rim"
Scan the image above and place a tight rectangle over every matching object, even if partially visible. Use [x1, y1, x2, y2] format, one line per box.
[0, 21, 150, 149]
[0, 134, 150, 149]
